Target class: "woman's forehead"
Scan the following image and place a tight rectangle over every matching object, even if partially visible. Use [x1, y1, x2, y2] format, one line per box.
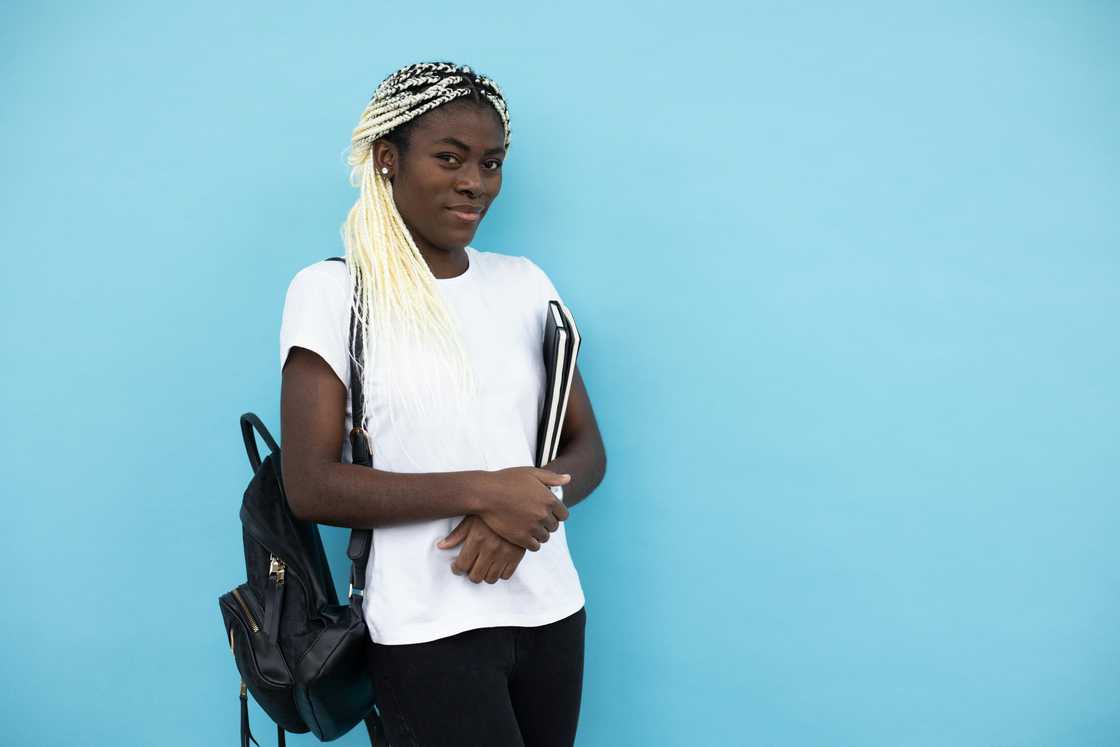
[410, 105, 506, 150]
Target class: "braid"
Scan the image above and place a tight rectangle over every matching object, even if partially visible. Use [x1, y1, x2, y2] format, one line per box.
[340, 62, 511, 467]
[354, 62, 511, 153]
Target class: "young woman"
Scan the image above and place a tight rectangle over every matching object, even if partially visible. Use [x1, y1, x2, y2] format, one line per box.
[278, 61, 607, 747]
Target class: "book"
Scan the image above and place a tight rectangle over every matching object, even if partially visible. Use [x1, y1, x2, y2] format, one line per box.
[536, 299, 582, 470]
[551, 301, 582, 462]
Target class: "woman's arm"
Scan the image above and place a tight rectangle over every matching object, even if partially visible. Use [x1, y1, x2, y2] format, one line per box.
[280, 347, 569, 550]
[542, 365, 607, 509]
[280, 346, 487, 528]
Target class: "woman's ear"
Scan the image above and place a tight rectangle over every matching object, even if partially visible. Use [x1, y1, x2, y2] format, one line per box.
[372, 139, 397, 178]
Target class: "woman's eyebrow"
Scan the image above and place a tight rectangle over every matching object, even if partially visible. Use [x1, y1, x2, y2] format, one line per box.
[434, 136, 505, 156]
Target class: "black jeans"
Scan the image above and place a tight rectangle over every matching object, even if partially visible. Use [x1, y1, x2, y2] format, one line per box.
[365, 606, 586, 747]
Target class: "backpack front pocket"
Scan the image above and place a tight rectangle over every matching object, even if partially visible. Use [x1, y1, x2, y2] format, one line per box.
[218, 584, 306, 732]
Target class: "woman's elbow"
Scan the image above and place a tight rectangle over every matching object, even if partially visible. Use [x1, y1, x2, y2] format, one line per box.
[280, 462, 320, 522]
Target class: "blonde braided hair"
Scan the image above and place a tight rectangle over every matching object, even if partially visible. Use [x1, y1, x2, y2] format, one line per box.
[340, 61, 511, 467]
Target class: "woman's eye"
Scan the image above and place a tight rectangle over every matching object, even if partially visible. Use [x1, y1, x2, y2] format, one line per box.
[436, 154, 501, 171]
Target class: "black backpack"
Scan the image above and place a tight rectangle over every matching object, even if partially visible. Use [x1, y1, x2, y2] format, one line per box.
[219, 256, 387, 746]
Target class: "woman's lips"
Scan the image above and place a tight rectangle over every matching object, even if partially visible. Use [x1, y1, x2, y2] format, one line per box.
[447, 207, 482, 223]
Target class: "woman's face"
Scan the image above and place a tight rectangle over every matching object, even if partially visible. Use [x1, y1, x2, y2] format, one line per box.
[378, 102, 506, 254]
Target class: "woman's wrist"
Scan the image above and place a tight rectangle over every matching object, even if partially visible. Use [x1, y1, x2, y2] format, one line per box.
[463, 469, 492, 514]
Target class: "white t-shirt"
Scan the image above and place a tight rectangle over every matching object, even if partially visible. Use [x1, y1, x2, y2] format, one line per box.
[279, 244, 586, 644]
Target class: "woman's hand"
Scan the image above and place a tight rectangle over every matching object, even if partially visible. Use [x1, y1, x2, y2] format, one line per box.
[437, 515, 527, 584]
[473, 467, 571, 550]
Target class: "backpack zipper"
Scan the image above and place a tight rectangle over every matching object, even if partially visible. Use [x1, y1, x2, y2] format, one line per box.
[268, 553, 286, 586]
[231, 587, 260, 633]
[246, 531, 316, 619]
[265, 553, 287, 642]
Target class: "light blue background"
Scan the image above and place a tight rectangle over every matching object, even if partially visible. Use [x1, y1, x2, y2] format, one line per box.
[2, 1, 1117, 745]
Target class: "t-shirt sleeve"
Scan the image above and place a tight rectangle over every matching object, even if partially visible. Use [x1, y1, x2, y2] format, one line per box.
[279, 263, 351, 388]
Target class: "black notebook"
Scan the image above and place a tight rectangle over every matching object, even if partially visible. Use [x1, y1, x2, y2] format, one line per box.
[536, 299, 582, 470]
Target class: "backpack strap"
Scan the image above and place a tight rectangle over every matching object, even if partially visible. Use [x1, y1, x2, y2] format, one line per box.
[240, 413, 280, 473]
[323, 257, 375, 606]
[325, 257, 385, 746]
[364, 711, 387, 744]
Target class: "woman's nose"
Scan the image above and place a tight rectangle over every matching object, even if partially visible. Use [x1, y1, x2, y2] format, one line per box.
[456, 165, 483, 195]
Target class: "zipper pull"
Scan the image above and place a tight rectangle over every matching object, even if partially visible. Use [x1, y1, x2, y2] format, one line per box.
[240, 678, 259, 747]
[263, 554, 286, 644]
[268, 554, 286, 585]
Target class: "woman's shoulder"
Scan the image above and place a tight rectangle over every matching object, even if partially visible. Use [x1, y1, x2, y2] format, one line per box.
[281, 258, 352, 322]
[286, 256, 350, 294]
[288, 249, 545, 292]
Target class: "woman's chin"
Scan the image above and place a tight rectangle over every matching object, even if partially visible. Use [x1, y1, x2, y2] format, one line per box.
[442, 229, 478, 249]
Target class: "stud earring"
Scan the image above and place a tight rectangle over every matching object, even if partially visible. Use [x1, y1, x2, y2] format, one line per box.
[380, 167, 389, 176]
